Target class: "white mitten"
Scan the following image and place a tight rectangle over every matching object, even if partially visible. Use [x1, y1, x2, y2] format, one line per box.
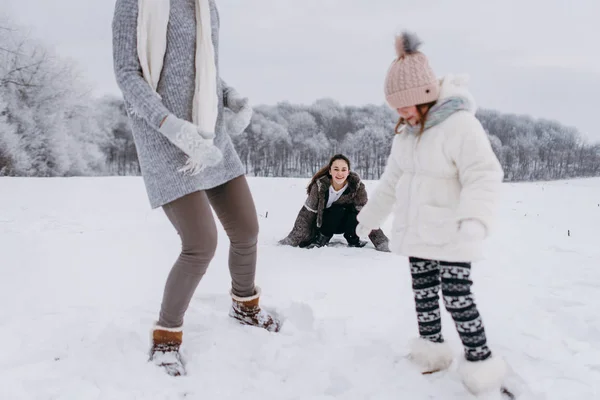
[159, 114, 222, 175]
[356, 223, 373, 238]
[225, 89, 253, 135]
[224, 106, 253, 136]
[234, 105, 253, 132]
[226, 89, 249, 112]
[457, 219, 486, 242]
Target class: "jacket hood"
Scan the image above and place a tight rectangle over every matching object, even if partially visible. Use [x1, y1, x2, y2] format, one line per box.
[437, 74, 477, 114]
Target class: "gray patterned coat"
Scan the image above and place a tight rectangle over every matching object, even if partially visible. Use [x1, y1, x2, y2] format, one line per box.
[279, 172, 390, 251]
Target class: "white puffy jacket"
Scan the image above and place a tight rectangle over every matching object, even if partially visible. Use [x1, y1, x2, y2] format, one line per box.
[357, 74, 504, 262]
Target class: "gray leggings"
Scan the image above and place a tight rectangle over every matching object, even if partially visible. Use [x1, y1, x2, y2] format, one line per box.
[158, 176, 258, 328]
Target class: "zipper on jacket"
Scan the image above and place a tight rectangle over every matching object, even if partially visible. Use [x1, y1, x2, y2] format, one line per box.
[399, 134, 419, 252]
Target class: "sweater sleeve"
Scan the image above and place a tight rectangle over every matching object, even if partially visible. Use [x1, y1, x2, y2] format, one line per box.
[304, 183, 319, 213]
[446, 113, 504, 236]
[112, 0, 171, 128]
[354, 182, 369, 212]
[220, 78, 234, 108]
[356, 136, 403, 229]
[214, 4, 233, 108]
[278, 186, 319, 247]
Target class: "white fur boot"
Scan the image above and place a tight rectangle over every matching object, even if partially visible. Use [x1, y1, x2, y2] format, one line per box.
[408, 337, 454, 374]
[458, 355, 508, 397]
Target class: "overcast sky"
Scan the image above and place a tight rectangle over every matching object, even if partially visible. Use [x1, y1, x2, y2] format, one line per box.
[3, 0, 599, 140]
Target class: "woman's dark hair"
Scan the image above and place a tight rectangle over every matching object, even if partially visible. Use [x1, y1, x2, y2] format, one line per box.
[306, 154, 351, 194]
[394, 101, 437, 135]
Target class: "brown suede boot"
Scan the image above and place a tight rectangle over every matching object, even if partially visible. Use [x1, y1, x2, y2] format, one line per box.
[229, 286, 281, 332]
[148, 324, 186, 376]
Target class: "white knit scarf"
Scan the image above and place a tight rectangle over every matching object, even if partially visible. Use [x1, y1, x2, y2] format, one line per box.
[137, 0, 218, 134]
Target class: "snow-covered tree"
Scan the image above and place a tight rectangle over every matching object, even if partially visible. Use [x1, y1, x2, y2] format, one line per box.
[0, 17, 114, 176]
[1, 13, 598, 181]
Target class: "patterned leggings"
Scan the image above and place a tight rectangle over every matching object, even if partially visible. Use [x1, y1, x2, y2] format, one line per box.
[409, 257, 492, 362]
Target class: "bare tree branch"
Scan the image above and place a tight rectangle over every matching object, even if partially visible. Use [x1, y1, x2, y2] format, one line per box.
[0, 78, 39, 88]
[0, 46, 22, 55]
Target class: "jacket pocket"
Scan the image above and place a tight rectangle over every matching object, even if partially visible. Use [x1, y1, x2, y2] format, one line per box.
[417, 205, 458, 246]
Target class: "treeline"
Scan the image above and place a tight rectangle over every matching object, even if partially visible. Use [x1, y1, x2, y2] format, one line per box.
[1, 18, 598, 181]
[232, 101, 600, 181]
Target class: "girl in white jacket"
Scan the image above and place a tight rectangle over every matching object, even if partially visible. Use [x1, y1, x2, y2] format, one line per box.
[356, 32, 509, 398]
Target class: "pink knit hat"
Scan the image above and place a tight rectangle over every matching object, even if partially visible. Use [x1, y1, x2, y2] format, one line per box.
[384, 32, 439, 109]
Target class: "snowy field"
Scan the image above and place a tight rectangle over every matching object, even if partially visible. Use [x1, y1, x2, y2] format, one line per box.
[0, 176, 599, 400]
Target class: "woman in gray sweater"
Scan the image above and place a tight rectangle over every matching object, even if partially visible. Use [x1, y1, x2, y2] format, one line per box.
[112, 0, 280, 376]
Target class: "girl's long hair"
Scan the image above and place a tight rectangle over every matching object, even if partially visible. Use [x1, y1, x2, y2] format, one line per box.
[306, 154, 351, 195]
[395, 101, 437, 135]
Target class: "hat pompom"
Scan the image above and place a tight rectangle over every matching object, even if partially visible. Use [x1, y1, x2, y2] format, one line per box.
[395, 31, 422, 58]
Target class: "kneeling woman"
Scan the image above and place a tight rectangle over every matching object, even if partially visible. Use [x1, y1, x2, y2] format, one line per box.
[279, 154, 390, 251]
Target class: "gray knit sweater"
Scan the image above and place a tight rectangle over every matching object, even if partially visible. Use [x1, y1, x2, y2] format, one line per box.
[112, 0, 246, 209]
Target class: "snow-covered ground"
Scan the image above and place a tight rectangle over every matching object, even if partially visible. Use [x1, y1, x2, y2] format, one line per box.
[0, 176, 599, 400]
